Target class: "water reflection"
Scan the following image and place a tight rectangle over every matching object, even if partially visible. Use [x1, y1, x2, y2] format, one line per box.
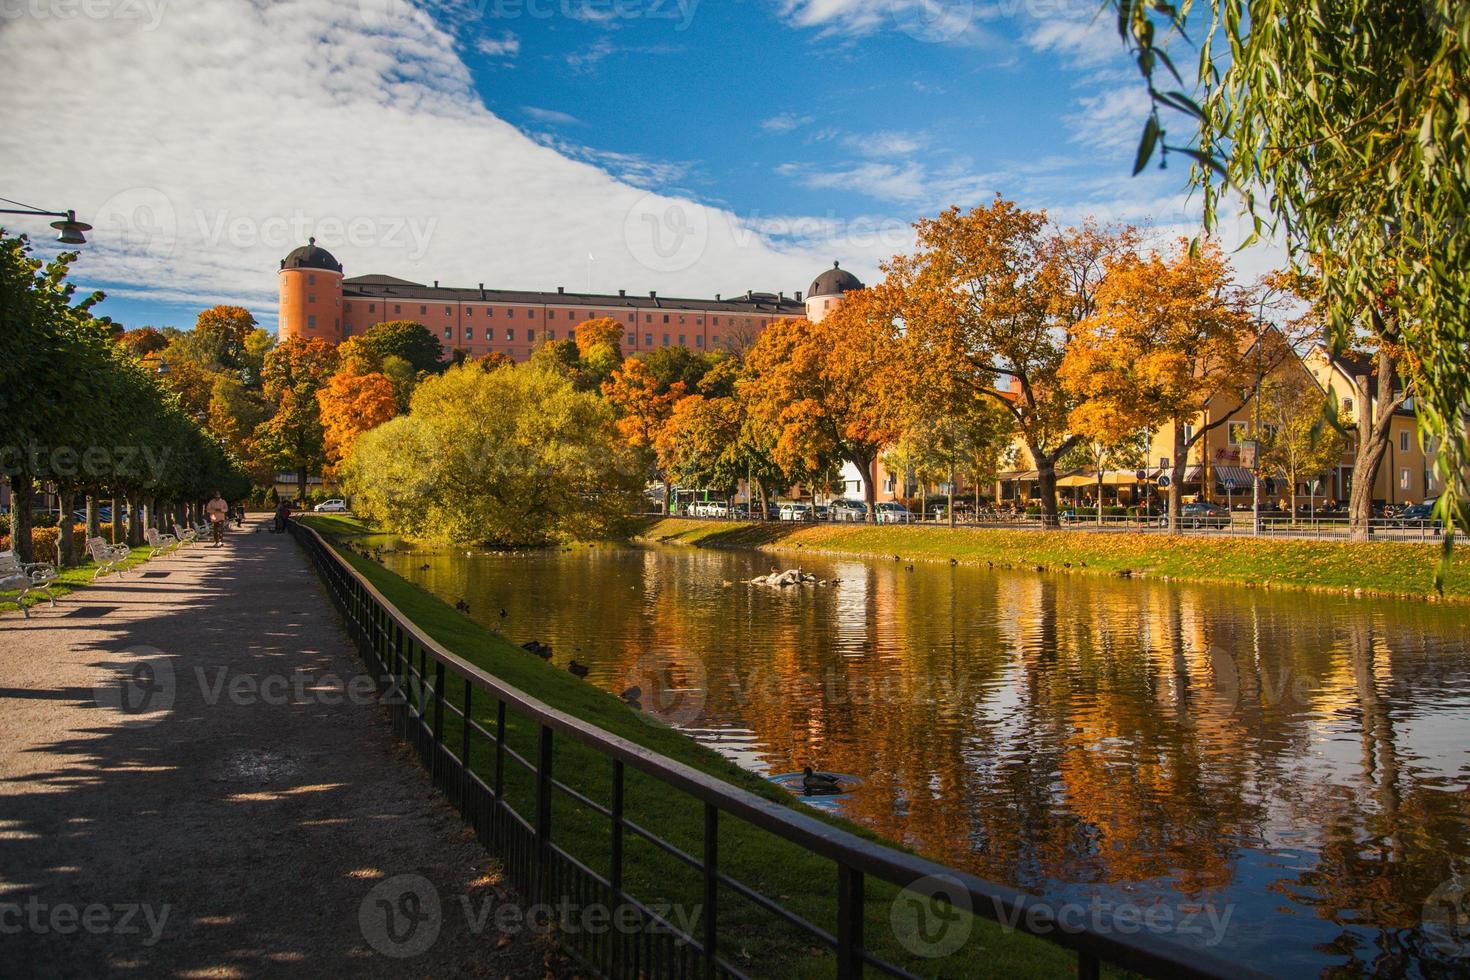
[377, 540, 1470, 977]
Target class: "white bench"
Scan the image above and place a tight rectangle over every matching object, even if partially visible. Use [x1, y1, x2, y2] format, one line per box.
[145, 527, 179, 556]
[0, 550, 59, 618]
[173, 524, 199, 547]
[87, 536, 131, 580]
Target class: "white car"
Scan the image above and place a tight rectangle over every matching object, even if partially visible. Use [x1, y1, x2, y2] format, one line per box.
[875, 502, 913, 524]
[778, 502, 814, 522]
[705, 501, 730, 518]
[313, 499, 349, 513]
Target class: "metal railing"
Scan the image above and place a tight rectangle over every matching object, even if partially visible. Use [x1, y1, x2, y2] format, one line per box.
[290, 520, 1257, 979]
[652, 511, 1450, 543]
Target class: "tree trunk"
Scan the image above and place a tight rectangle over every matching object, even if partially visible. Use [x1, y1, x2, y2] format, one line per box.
[127, 495, 142, 547]
[57, 490, 76, 567]
[1033, 447, 1060, 529]
[12, 472, 34, 563]
[86, 496, 100, 542]
[1348, 363, 1398, 541]
[853, 453, 877, 524]
[297, 467, 308, 507]
[110, 495, 120, 543]
[1169, 424, 1187, 534]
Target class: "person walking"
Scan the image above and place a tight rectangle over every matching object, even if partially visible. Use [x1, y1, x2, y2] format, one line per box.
[206, 491, 230, 547]
[272, 499, 293, 534]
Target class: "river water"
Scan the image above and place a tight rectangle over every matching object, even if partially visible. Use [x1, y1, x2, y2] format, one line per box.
[371, 538, 1470, 977]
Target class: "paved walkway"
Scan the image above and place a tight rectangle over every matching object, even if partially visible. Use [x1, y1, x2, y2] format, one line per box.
[0, 522, 563, 977]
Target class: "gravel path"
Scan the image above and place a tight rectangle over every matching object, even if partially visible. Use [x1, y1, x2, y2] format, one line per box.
[0, 521, 571, 978]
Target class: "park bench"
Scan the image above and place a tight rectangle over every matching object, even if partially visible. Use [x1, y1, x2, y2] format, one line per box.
[87, 536, 131, 581]
[0, 549, 59, 618]
[145, 527, 179, 556]
[173, 523, 199, 547]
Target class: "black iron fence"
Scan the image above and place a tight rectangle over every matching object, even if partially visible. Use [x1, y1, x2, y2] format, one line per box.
[290, 520, 1259, 979]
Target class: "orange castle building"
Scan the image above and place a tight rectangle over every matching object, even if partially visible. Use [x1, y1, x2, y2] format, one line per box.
[278, 240, 865, 361]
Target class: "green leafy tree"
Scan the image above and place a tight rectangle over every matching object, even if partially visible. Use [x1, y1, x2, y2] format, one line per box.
[340, 320, 445, 374]
[342, 363, 642, 546]
[255, 338, 338, 502]
[1114, 0, 1470, 540]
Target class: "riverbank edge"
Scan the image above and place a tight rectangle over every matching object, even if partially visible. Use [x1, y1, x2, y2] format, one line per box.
[632, 518, 1470, 604]
[297, 515, 1092, 980]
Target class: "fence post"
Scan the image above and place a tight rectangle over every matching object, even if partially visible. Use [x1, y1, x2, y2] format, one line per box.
[836, 864, 864, 980]
[535, 725, 555, 903]
[703, 803, 718, 979]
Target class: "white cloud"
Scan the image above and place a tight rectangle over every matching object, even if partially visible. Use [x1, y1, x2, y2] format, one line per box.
[564, 37, 682, 74]
[777, 159, 998, 208]
[776, 0, 996, 46]
[522, 106, 583, 126]
[1065, 84, 1153, 157]
[0, 0, 888, 326]
[844, 130, 926, 157]
[475, 31, 520, 59]
[761, 113, 816, 134]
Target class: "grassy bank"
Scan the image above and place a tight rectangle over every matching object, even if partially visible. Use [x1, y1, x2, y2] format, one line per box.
[0, 545, 156, 614]
[301, 515, 1102, 979]
[635, 518, 1470, 603]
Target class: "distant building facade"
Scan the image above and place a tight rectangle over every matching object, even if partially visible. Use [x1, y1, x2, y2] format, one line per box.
[277, 240, 866, 361]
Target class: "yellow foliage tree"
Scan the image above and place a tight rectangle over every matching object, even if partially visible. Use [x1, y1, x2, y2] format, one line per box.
[1059, 240, 1255, 531]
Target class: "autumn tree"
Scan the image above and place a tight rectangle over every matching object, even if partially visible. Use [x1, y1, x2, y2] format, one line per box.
[207, 374, 271, 479]
[739, 289, 900, 520]
[1256, 375, 1349, 524]
[1059, 241, 1255, 531]
[117, 326, 171, 358]
[317, 369, 398, 474]
[601, 358, 687, 513]
[254, 337, 338, 502]
[891, 200, 1135, 526]
[1060, 429, 1150, 525]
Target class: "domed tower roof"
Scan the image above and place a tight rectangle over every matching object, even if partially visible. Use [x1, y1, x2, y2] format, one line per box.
[280, 237, 343, 273]
[808, 261, 864, 299]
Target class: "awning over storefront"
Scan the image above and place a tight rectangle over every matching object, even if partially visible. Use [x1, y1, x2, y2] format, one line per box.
[1185, 464, 1255, 486]
[998, 470, 1039, 482]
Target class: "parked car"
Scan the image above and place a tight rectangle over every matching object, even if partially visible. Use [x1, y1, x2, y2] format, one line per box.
[1159, 501, 1230, 528]
[313, 499, 349, 513]
[778, 502, 814, 522]
[830, 499, 868, 522]
[813, 504, 830, 522]
[705, 501, 730, 519]
[1393, 499, 1442, 528]
[875, 502, 913, 524]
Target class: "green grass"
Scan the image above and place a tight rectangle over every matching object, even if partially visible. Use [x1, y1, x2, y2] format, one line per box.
[0, 543, 157, 614]
[635, 518, 1470, 602]
[301, 514, 1100, 979]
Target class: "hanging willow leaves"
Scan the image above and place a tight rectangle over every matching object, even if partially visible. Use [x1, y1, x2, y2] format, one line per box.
[1108, 0, 1470, 574]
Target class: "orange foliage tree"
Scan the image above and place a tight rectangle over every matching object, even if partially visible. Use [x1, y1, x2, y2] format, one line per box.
[601, 357, 686, 512]
[889, 200, 1138, 526]
[739, 289, 901, 520]
[317, 369, 399, 474]
[1059, 240, 1255, 531]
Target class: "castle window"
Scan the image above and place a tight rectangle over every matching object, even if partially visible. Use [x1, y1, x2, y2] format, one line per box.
[507, 309, 514, 317]
[1400, 430, 1410, 452]
[679, 315, 686, 325]
[662, 315, 670, 324]
[443, 327, 451, 339]
[645, 334, 652, 346]
[506, 329, 514, 341]
[308, 295, 315, 304]
[368, 304, 375, 313]
[307, 315, 317, 329]
[678, 335, 686, 346]
[444, 306, 452, 315]
[711, 334, 719, 345]
[663, 334, 670, 346]
[627, 334, 635, 347]
[465, 327, 474, 340]
[420, 306, 427, 315]
[394, 305, 401, 315]
[695, 336, 703, 347]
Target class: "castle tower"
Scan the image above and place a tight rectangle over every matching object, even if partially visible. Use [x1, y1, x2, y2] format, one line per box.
[278, 238, 344, 342]
[804, 260, 865, 323]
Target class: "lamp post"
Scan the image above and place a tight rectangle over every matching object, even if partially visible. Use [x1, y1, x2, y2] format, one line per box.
[0, 197, 91, 244]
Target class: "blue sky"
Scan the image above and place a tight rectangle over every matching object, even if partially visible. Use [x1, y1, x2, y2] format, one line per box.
[2, 0, 1268, 333]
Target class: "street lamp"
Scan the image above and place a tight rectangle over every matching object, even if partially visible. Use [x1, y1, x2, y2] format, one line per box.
[0, 196, 91, 245]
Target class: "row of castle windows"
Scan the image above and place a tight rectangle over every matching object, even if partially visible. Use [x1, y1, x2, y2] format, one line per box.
[343, 300, 764, 329]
